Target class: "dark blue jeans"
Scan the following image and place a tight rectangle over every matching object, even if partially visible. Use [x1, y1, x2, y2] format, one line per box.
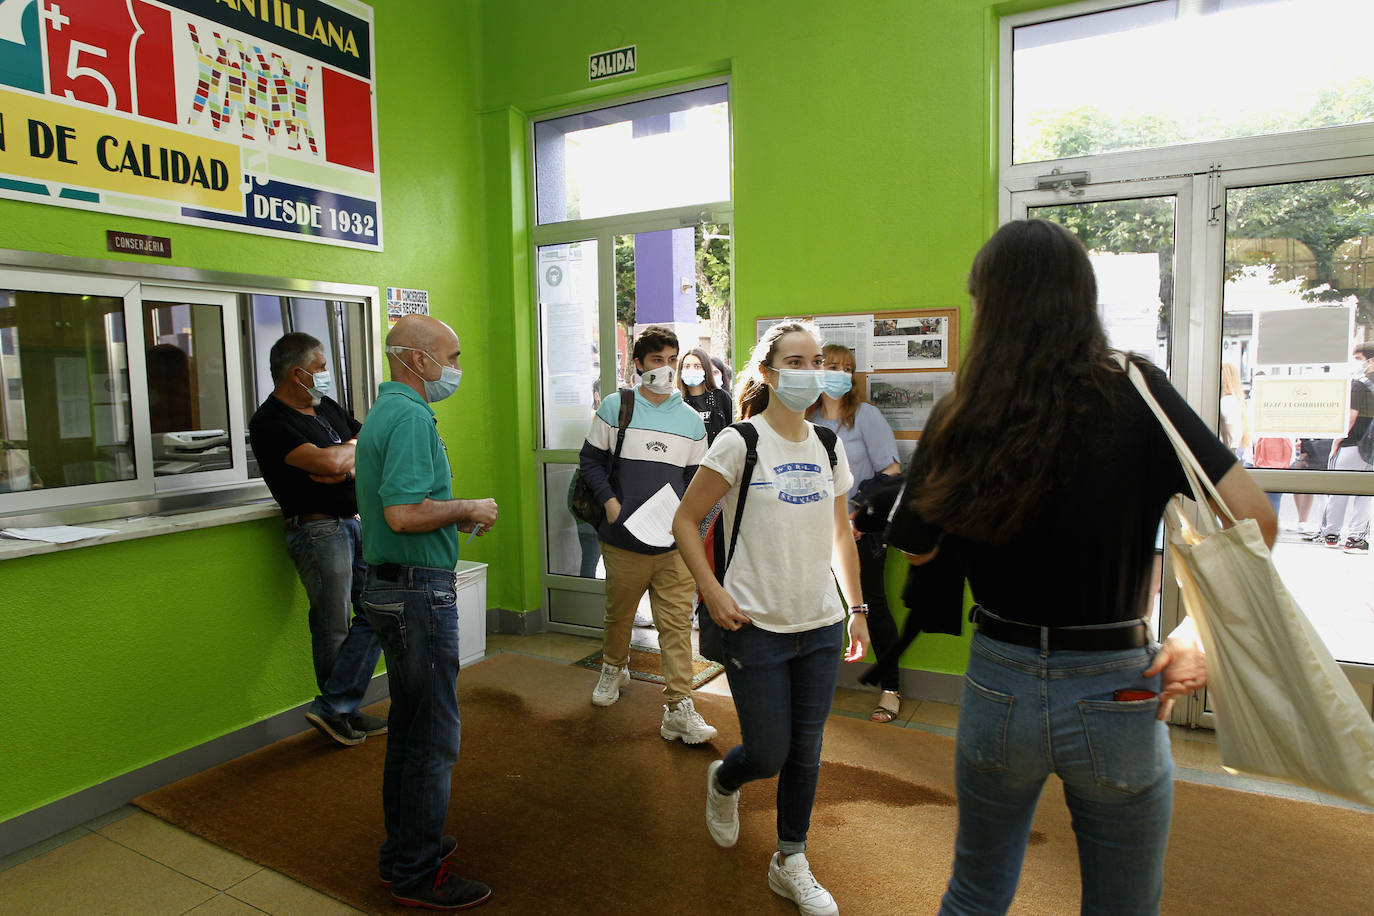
[361, 565, 462, 887]
[716, 620, 843, 855]
[939, 631, 1173, 916]
[284, 516, 381, 718]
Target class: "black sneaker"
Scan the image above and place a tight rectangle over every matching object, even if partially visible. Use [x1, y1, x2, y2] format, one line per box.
[1300, 530, 1327, 542]
[350, 712, 388, 736]
[381, 836, 459, 888]
[303, 710, 364, 747]
[1344, 538, 1369, 555]
[391, 861, 491, 910]
[1323, 534, 1341, 548]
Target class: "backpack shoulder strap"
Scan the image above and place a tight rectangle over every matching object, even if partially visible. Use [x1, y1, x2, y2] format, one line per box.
[813, 423, 839, 469]
[719, 421, 759, 584]
[609, 388, 636, 485]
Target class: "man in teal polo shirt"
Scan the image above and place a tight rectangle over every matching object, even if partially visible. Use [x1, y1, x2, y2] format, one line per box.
[355, 314, 498, 911]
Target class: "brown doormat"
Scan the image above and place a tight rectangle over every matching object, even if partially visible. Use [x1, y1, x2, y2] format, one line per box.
[572, 644, 724, 688]
[134, 653, 1374, 915]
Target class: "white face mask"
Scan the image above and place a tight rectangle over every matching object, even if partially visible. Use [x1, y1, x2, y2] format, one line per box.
[681, 368, 707, 388]
[767, 367, 826, 412]
[641, 365, 676, 394]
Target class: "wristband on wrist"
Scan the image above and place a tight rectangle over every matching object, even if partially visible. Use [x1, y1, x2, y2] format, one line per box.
[848, 604, 869, 615]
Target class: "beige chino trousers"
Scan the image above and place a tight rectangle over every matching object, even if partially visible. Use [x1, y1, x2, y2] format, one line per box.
[599, 541, 697, 704]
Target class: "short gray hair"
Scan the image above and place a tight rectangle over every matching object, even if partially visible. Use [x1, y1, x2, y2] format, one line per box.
[268, 333, 322, 384]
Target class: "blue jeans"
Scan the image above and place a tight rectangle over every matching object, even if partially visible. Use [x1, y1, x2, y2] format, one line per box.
[939, 632, 1174, 916]
[716, 620, 843, 855]
[361, 565, 462, 887]
[284, 517, 382, 719]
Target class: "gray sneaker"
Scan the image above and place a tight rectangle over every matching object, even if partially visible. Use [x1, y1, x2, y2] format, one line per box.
[768, 852, 838, 916]
[304, 710, 364, 747]
[591, 663, 630, 706]
[705, 760, 739, 847]
[350, 712, 389, 736]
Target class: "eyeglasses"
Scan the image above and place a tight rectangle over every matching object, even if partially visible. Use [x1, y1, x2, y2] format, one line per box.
[312, 415, 341, 444]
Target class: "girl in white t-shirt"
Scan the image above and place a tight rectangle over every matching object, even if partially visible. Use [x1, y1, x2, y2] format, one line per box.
[672, 321, 868, 916]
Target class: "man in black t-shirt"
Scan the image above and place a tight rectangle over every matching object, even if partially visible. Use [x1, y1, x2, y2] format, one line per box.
[1311, 343, 1374, 554]
[248, 333, 384, 746]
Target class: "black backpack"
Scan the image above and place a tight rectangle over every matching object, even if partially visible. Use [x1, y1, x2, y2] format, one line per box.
[568, 389, 634, 527]
[698, 420, 839, 662]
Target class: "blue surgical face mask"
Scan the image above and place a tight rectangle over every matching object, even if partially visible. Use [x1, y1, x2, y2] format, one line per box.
[389, 346, 463, 402]
[822, 370, 852, 398]
[681, 368, 707, 388]
[297, 367, 332, 402]
[767, 366, 826, 413]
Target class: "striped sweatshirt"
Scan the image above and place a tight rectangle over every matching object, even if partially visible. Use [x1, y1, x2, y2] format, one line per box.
[578, 388, 707, 554]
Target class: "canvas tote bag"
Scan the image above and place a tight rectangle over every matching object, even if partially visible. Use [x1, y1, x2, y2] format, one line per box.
[1122, 355, 1374, 806]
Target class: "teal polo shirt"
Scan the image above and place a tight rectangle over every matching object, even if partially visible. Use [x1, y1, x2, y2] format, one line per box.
[355, 381, 458, 569]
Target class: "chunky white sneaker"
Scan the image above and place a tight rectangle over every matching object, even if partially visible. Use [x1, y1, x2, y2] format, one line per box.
[591, 663, 630, 706]
[705, 760, 739, 847]
[768, 853, 838, 916]
[660, 696, 718, 744]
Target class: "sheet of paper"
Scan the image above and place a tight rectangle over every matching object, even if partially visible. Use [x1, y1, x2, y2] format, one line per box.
[1, 525, 118, 544]
[868, 371, 955, 432]
[622, 483, 681, 548]
[814, 314, 874, 371]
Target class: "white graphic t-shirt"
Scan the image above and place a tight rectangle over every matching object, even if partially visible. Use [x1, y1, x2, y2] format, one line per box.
[700, 416, 853, 633]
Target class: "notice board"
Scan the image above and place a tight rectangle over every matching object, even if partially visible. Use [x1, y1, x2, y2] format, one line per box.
[755, 307, 961, 464]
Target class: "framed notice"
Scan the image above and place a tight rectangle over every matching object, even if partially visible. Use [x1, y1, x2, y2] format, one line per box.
[1251, 377, 1350, 438]
[0, 0, 382, 250]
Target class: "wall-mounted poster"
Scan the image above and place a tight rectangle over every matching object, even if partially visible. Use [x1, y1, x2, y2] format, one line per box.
[0, 0, 381, 250]
[867, 371, 954, 433]
[871, 316, 948, 369]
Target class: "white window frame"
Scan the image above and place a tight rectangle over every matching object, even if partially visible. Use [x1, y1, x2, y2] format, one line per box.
[999, 0, 1374, 193]
[0, 250, 380, 527]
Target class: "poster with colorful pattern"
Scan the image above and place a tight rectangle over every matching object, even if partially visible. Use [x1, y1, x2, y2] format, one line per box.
[0, 0, 381, 250]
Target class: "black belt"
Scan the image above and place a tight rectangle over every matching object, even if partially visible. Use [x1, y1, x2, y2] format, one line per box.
[971, 606, 1149, 651]
[370, 562, 455, 583]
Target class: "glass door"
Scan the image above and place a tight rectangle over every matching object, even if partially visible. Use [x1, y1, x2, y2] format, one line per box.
[1012, 181, 1193, 687]
[536, 220, 733, 629]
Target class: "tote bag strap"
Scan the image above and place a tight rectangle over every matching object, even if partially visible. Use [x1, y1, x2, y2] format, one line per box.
[1111, 351, 1237, 532]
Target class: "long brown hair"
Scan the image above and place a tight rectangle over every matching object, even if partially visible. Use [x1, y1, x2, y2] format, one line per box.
[910, 219, 1117, 544]
[736, 320, 821, 419]
[805, 344, 860, 429]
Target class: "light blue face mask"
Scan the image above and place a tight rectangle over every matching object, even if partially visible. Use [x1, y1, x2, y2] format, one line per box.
[297, 367, 332, 401]
[767, 366, 826, 412]
[681, 368, 707, 388]
[822, 370, 852, 398]
[389, 346, 463, 402]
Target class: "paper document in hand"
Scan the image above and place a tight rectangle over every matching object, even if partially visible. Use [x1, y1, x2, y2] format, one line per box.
[622, 484, 681, 548]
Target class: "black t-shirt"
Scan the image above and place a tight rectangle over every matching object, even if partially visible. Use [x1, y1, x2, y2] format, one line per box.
[248, 394, 363, 519]
[887, 358, 1237, 627]
[683, 388, 732, 444]
[1338, 376, 1374, 448]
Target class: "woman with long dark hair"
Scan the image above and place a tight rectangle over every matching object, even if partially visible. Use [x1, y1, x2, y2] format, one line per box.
[807, 344, 904, 722]
[673, 320, 868, 916]
[678, 346, 733, 444]
[887, 220, 1275, 915]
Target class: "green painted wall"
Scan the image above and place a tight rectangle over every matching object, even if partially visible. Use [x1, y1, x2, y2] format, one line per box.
[0, 0, 493, 822]
[476, 0, 1008, 676]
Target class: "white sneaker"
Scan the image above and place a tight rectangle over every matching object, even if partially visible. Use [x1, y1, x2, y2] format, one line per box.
[661, 696, 718, 744]
[768, 853, 838, 916]
[591, 663, 630, 706]
[705, 760, 739, 847]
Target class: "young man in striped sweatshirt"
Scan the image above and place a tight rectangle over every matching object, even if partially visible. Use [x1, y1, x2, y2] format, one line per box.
[578, 325, 717, 743]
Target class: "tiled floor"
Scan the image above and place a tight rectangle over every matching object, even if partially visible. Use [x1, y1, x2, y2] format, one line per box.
[0, 630, 1353, 914]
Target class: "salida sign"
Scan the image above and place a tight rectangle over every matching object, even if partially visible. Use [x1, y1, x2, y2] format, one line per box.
[0, 0, 382, 250]
[589, 45, 636, 82]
